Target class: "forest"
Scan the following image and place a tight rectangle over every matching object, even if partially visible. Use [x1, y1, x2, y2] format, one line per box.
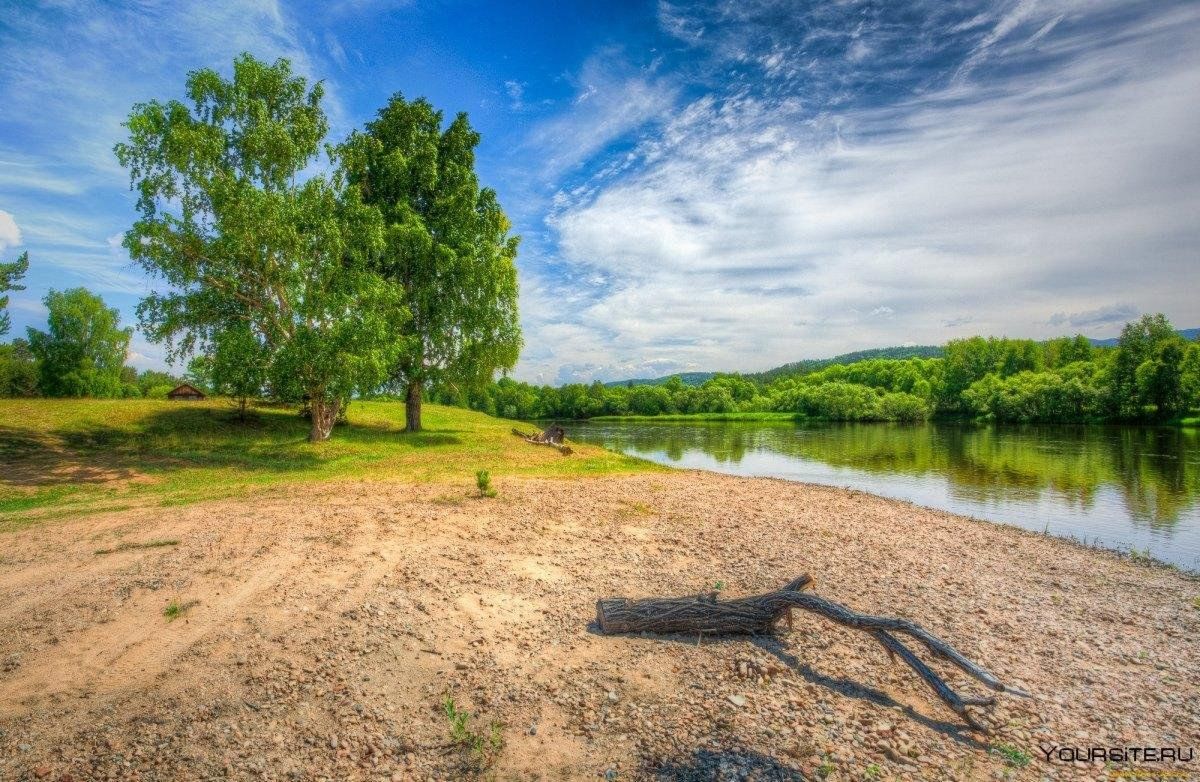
[436, 315, 1200, 424]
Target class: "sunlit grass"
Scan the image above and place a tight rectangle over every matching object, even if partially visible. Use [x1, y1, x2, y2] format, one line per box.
[0, 398, 657, 529]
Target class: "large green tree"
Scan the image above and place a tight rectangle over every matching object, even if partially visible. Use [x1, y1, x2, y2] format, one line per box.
[115, 54, 407, 441]
[340, 94, 521, 432]
[27, 287, 132, 397]
[1, 250, 29, 337]
[1109, 313, 1178, 418]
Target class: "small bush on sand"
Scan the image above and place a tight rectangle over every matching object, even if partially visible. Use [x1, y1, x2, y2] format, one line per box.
[163, 597, 198, 622]
[475, 470, 496, 498]
[990, 742, 1031, 768]
[443, 695, 503, 771]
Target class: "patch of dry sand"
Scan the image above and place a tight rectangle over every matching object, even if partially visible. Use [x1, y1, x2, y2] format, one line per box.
[0, 473, 1197, 780]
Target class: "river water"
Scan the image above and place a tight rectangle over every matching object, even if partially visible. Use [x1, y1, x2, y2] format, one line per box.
[568, 420, 1200, 572]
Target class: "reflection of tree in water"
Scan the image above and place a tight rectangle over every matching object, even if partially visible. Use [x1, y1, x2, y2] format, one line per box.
[598, 422, 758, 464]
[1109, 427, 1198, 528]
[576, 421, 1199, 529]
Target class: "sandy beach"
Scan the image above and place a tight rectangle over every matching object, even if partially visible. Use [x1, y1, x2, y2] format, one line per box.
[1, 472, 1197, 780]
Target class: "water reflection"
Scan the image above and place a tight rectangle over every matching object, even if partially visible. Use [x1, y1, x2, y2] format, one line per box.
[570, 421, 1200, 570]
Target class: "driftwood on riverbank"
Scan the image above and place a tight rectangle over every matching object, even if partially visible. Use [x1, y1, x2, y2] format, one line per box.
[596, 575, 1029, 729]
[512, 425, 573, 455]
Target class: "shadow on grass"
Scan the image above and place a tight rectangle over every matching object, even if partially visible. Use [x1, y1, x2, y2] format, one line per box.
[0, 424, 141, 487]
[652, 747, 804, 781]
[0, 405, 463, 488]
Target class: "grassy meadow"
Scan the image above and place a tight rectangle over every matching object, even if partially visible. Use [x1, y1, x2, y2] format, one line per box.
[0, 398, 656, 530]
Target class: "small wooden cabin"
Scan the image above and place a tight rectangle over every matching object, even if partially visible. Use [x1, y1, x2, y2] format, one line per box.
[166, 383, 206, 401]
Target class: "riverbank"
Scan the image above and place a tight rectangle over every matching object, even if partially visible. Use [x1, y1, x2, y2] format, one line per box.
[1, 471, 1196, 780]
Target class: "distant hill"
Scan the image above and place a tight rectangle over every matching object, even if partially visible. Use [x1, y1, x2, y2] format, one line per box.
[1088, 327, 1199, 348]
[749, 345, 944, 383]
[603, 371, 715, 388]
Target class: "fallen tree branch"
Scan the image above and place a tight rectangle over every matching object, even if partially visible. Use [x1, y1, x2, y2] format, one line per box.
[595, 575, 1028, 729]
[512, 426, 573, 455]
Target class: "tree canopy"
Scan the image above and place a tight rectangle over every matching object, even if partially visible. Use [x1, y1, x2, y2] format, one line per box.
[115, 53, 408, 441]
[0, 250, 29, 337]
[27, 287, 132, 397]
[340, 94, 521, 432]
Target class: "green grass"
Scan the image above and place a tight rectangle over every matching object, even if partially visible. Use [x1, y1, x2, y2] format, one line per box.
[587, 411, 804, 423]
[0, 398, 657, 529]
[989, 742, 1031, 768]
[163, 597, 199, 621]
[443, 695, 504, 771]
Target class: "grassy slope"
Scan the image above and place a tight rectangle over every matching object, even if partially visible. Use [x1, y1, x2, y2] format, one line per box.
[0, 399, 656, 529]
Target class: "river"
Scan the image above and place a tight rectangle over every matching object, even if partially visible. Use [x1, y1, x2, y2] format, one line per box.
[568, 420, 1200, 572]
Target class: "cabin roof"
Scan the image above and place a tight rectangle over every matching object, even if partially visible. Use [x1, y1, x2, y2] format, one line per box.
[167, 383, 206, 398]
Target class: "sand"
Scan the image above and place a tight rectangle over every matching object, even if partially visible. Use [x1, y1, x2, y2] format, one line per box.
[0, 472, 1197, 781]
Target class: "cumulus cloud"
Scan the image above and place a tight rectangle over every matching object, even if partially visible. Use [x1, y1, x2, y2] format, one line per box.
[512, 0, 1200, 383]
[0, 210, 21, 252]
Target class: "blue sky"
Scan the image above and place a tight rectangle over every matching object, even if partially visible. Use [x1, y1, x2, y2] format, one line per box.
[1, 0, 1198, 384]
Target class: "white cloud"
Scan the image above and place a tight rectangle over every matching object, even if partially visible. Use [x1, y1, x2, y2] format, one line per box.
[0, 210, 21, 252]
[522, 49, 678, 182]
[0, 0, 348, 193]
[505, 80, 526, 111]
[513, 0, 1200, 382]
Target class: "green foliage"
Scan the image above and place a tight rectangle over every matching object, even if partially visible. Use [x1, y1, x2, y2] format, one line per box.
[963, 367, 1103, 423]
[136, 369, 183, 397]
[475, 469, 496, 498]
[115, 53, 407, 442]
[1183, 343, 1200, 411]
[1135, 337, 1187, 419]
[453, 314, 1196, 425]
[1110, 314, 1179, 418]
[751, 345, 943, 383]
[341, 93, 521, 432]
[442, 695, 503, 771]
[208, 322, 269, 418]
[989, 742, 1031, 768]
[0, 338, 38, 397]
[163, 597, 198, 621]
[27, 288, 132, 397]
[0, 250, 29, 337]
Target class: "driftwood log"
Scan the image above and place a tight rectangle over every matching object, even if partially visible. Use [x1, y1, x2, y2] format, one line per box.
[596, 575, 1028, 729]
[512, 425, 573, 455]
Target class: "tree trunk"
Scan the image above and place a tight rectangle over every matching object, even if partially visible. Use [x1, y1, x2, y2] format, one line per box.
[596, 575, 1029, 729]
[405, 381, 422, 433]
[309, 398, 340, 443]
